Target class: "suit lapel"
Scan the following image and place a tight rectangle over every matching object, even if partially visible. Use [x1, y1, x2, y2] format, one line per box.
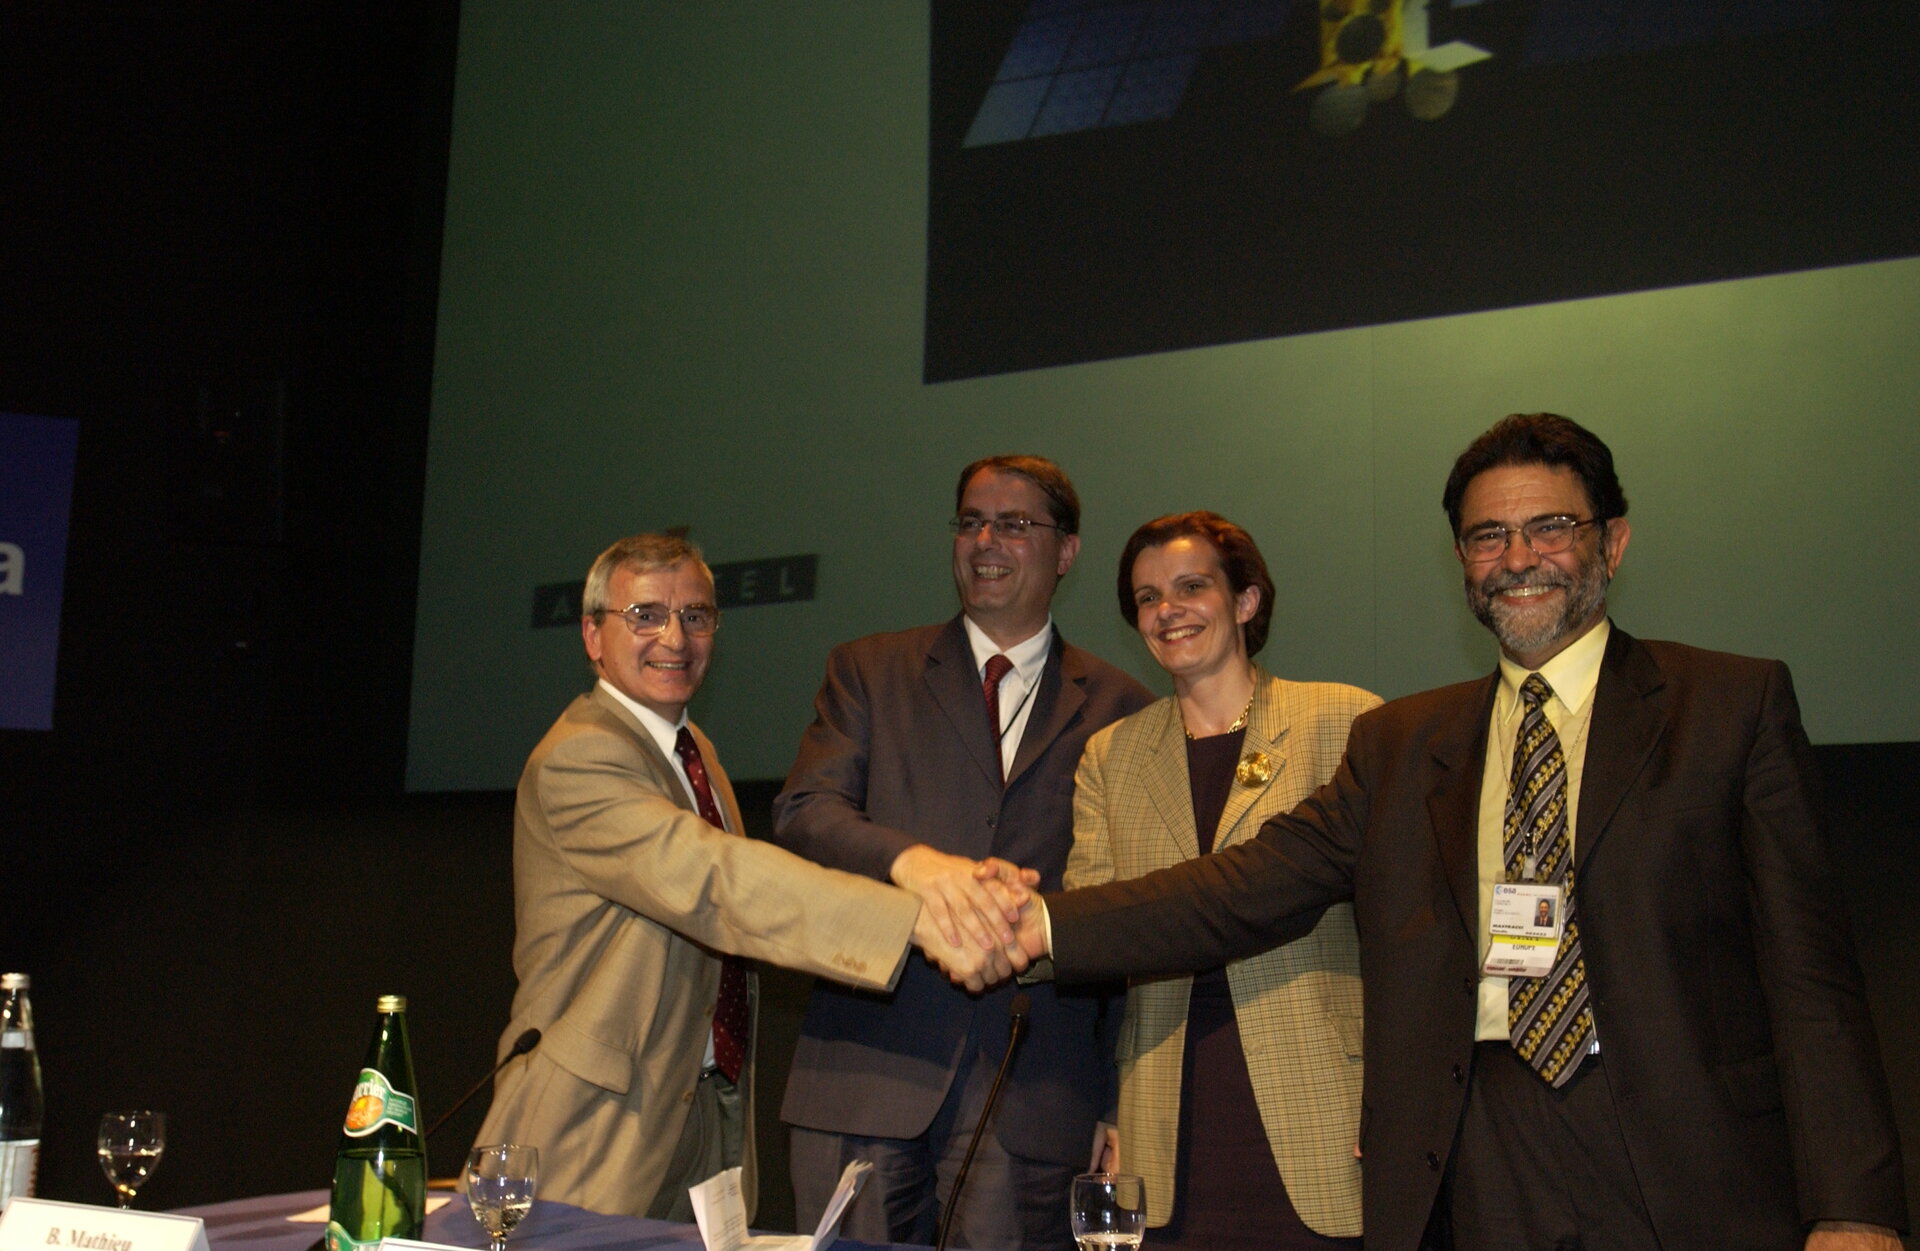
[690, 722, 745, 834]
[1007, 627, 1085, 789]
[1216, 672, 1287, 850]
[923, 617, 1005, 789]
[1139, 701, 1200, 861]
[1575, 627, 1668, 872]
[586, 686, 702, 817]
[1427, 675, 1497, 937]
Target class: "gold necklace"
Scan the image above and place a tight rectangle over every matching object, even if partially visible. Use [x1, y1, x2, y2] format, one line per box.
[1184, 689, 1256, 740]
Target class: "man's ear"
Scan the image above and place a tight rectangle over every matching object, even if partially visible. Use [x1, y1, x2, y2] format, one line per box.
[1601, 517, 1631, 577]
[581, 614, 605, 666]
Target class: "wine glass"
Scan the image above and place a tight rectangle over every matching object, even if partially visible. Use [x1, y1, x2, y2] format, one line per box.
[97, 1111, 166, 1209]
[464, 1144, 538, 1251]
[1069, 1172, 1145, 1251]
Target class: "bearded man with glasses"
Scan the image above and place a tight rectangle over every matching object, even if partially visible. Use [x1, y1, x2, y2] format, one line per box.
[1004, 415, 1905, 1251]
[474, 533, 1018, 1223]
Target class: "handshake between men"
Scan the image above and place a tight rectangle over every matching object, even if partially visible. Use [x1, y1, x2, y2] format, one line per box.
[898, 847, 1043, 992]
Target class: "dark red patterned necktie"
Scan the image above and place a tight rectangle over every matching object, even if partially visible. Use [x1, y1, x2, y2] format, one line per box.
[983, 654, 1014, 781]
[674, 726, 750, 1083]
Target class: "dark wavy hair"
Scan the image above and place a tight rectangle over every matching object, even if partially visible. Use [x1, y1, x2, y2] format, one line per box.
[1116, 511, 1276, 657]
[954, 454, 1081, 534]
[1442, 413, 1628, 535]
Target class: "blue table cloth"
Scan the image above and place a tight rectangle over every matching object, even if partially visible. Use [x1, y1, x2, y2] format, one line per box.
[178, 1190, 928, 1251]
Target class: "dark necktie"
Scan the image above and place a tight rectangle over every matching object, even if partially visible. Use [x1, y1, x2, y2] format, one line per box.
[674, 725, 750, 1083]
[1504, 674, 1594, 1086]
[983, 654, 1014, 780]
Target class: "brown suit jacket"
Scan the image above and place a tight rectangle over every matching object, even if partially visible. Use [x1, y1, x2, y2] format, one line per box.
[1065, 669, 1378, 1236]
[772, 617, 1152, 1163]
[476, 685, 921, 1218]
[1048, 629, 1906, 1250]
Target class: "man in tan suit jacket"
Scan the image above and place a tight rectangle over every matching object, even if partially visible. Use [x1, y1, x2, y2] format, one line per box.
[476, 535, 1019, 1222]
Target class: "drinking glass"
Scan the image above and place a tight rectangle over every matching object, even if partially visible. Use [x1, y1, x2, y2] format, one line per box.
[464, 1144, 539, 1251]
[97, 1111, 166, 1209]
[1069, 1172, 1146, 1251]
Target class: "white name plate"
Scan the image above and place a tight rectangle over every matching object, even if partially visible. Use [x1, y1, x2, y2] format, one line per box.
[0, 1198, 209, 1251]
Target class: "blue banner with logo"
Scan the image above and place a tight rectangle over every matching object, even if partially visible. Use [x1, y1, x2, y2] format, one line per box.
[1, 412, 80, 730]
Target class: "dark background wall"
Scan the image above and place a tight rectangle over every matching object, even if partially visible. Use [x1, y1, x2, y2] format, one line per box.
[2, 2, 1916, 1239]
[1, 0, 455, 809]
[0, 0, 474, 1206]
[0, 4, 833, 1222]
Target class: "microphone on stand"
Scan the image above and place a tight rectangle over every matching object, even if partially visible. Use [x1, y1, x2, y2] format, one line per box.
[935, 994, 1031, 1251]
[423, 1028, 541, 1140]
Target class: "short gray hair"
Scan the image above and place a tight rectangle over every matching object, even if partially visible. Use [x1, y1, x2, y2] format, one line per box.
[582, 534, 712, 615]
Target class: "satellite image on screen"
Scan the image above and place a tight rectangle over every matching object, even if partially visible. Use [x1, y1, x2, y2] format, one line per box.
[925, 0, 1920, 381]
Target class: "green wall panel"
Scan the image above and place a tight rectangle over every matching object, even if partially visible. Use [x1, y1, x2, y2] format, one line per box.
[408, 1, 1920, 790]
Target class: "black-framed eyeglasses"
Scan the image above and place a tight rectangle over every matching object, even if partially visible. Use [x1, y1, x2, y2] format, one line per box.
[1457, 516, 1602, 562]
[599, 602, 721, 637]
[948, 515, 1068, 542]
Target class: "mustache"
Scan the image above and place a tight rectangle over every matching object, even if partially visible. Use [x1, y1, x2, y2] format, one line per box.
[1477, 566, 1576, 596]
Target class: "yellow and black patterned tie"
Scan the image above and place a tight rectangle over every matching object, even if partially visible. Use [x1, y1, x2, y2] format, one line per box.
[1505, 674, 1594, 1086]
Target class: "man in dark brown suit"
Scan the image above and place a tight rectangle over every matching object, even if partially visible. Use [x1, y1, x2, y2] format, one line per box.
[772, 455, 1152, 1251]
[1004, 417, 1905, 1251]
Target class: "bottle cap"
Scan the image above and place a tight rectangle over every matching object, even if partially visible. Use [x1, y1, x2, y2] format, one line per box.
[0, 974, 27, 990]
[377, 995, 407, 1012]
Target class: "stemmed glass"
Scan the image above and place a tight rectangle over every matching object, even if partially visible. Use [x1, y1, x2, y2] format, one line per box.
[464, 1144, 539, 1251]
[97, 1111, 166, 1209]
[1069, 1173, 1146, 1251]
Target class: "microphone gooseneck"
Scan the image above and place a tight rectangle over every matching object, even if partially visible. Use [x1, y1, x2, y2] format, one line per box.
[422, 1027, 542, 1141]
[935, 994, 1031, 1251]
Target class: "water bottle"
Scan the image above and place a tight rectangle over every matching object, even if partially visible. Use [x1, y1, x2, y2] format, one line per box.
[0, 973, 44, 1210]
[326, 996, 426, 1251]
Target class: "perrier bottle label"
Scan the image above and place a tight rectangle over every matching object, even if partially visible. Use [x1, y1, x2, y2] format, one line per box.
[327, 1067, 424, 1251]
[341, 1068, 417, 1137]
[327, 997, 425, 1251]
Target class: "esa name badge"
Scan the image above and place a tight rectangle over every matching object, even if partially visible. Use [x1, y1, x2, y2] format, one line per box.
[1483, 882, 1565, 977]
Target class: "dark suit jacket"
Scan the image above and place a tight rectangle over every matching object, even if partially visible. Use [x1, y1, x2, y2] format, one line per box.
[772, 615, 1153, 1163]
[1048, 627, 1905, 1250]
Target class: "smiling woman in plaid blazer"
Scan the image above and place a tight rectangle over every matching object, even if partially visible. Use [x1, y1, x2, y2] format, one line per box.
[1066, 512, 1379, 1250]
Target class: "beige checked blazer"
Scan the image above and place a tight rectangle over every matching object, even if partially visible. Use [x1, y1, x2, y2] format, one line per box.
[1065, 668, 1379, 1237]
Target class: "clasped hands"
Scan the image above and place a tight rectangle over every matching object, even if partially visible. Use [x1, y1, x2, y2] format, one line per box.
[893, 845, 1047, 992]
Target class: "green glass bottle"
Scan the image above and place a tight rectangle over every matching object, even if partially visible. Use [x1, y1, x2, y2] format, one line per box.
[326, 996, 426, 1251]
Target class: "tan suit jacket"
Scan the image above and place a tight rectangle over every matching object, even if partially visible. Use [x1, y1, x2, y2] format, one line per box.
[1065, 669, 1378, 1237]
[476, 686, 922, 1218]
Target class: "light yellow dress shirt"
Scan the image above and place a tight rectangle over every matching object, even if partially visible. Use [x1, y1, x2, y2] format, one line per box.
[1472, 619, 1610, 1041]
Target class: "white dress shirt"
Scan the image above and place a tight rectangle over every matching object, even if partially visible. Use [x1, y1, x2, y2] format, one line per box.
[962, 615, 1054, 779]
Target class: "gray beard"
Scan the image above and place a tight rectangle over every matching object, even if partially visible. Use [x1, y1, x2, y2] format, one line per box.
[1467, 557, 1609, 661]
